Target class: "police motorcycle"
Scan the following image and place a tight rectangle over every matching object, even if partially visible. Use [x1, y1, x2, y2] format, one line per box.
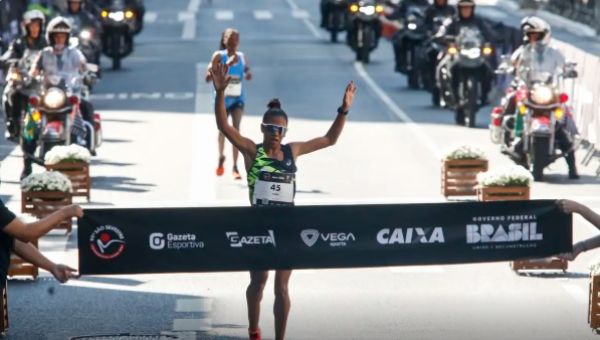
[392, 4, 428, 88]
[490, 63, 578, 181]
[434, 27, 493, 127]
[25, 72, 102, 160]
[68, 36, 101, 91]
[99, 0, 135, 70]
[2, 51, 42, 139]
[324, 0, 349, 43]
[346, 0, 384, 63]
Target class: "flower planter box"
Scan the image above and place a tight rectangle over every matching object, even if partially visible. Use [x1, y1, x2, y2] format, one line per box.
[8, 240, 39, 279]
[476, 186, 530, 202]
[21, 191, 73, 232]
[441, 159, 488, 197]
[511, 258, 568, 272]
[46, 162, 90, 201]
[1, 282, 7, 334]
[590, 274, 600, 330]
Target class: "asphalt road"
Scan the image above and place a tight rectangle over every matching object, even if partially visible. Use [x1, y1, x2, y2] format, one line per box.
[2, 0, 600, 339]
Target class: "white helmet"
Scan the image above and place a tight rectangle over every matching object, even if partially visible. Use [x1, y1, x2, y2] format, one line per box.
[523, 16, 551, 42]
[23, 10, 45, 26]
[45, 16, 72, 45]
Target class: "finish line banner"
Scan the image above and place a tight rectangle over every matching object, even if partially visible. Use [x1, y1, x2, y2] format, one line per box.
[78, 200, 572, 275]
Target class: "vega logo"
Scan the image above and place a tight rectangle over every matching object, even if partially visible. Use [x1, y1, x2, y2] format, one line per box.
[466, 222, 543, 244]
[226, 230, 276, 248]
[377, 227, 445, 245]
[300, 229, 356, 247]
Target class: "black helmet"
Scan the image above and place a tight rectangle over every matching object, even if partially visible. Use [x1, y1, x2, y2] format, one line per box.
[46, 16, 72, 46]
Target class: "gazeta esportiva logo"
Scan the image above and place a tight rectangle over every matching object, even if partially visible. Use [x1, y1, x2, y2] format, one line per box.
[90, 225, 126, 260]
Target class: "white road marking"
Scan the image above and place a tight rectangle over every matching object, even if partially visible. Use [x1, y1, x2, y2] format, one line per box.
[254, 10, 273, 20]
[389, 266, 445, 273]
[284, 0, 322, 38]
[561, 283, 588, 305]
[90, 92, 195, 101]
[353, 62, 442, 160]
[144, 11, 158, 23]
[176, 298, 213, 313]
[188, 0, 202, 13]
[173, 318, 212, 332]
[292, 10, 310, 19]
[215, 10, 234, 21]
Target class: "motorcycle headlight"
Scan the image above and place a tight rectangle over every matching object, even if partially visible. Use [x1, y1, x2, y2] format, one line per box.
[125, 10, 135, 19]
[530, 85, 555, 105]
[460, 47, 481, 59]
[80, 30, 92, 40]
[359, 6, 376, 15]
[407, 23, 417, 30]
[43, 88, 66, 109]
[109, 11, 125, 21]
[9, 70, 21, 82]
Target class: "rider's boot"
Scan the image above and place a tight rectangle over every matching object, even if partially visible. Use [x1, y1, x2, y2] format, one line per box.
[566, 151, 580, 179]
[20, 158, 32, 180]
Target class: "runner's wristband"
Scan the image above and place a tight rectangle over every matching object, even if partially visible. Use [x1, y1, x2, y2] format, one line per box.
[337, 106, 349, 115]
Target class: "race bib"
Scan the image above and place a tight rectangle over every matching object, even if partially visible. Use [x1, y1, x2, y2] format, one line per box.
[253, 171, 295, 206]
[225, 76, 242, 97]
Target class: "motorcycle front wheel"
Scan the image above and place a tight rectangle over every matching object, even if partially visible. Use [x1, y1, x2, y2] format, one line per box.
[531, 136, 550, 181]
[464, 76, 479, 128]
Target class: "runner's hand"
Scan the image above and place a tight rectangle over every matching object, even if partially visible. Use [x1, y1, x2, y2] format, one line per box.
[210, 62, 230, 92]
[245, 70, 252, 81]
[51, 264, 79, 283]
[341, 81, 357, 112]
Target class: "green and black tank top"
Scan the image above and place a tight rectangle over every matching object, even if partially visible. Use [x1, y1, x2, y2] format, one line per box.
[247, 144, 297, 206]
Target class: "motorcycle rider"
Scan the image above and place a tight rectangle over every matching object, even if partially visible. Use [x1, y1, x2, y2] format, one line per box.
[508, 17, 579, 179]
[319, 0, 349, 28]
[25, 16, 95, 178]
[390, 0, 429, 73]
[1, 9, 47, 141]
[63, 0, 100, 31]
[436, 0, 496, 105]
[418, 0, 456, 87]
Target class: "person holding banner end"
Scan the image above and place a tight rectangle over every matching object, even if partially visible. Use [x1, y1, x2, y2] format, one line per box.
[210, 62, 357, 340]
[558, 199, 600, 260]
[1, 201, 82, 288]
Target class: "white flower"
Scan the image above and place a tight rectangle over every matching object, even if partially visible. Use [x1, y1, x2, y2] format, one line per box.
[44, 144, 91, 165]
[477, 165, 533, 187]
[591, 263, 600, 276]
[21, 171, 72, 192]
[444, 144, 486, 161]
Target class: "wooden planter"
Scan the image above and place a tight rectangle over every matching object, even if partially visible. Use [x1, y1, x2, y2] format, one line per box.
[8, 240, 39, 279]
[590, 274, 600, 330]
[441, 159, 488, 197]
[1, 282, 7, 334]
[477, 185, 567, 272]
[511, 258, 568, 272]
[46, 161, 91, 201]
[21, 190, 73, 232]
[476, 186, 530, 202]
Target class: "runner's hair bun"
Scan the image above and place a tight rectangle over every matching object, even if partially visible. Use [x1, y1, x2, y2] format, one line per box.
[267, 98, 282, 110]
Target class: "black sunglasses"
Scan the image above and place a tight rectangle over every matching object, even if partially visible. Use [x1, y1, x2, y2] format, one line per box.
[262, 123, 287, 135]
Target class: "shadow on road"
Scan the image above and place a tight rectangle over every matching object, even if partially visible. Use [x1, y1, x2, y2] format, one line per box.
[92, 176, 156, 193]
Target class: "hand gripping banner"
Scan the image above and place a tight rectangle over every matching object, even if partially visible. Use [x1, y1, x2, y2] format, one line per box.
[78, 200, 572, 275]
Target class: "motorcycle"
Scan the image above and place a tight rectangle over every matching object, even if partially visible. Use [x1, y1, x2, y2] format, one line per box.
[434, 27, 493, 127]
[347, 0, 384, 63]
[420, 15, 452, 92]
[392, 5, 427, 88]
[324, 0, 348, 43]
[26, 73, 102, 160]
[99, 0, 135, 70]
[490, 65, 578, 181]
[2, 52, 42, 139]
